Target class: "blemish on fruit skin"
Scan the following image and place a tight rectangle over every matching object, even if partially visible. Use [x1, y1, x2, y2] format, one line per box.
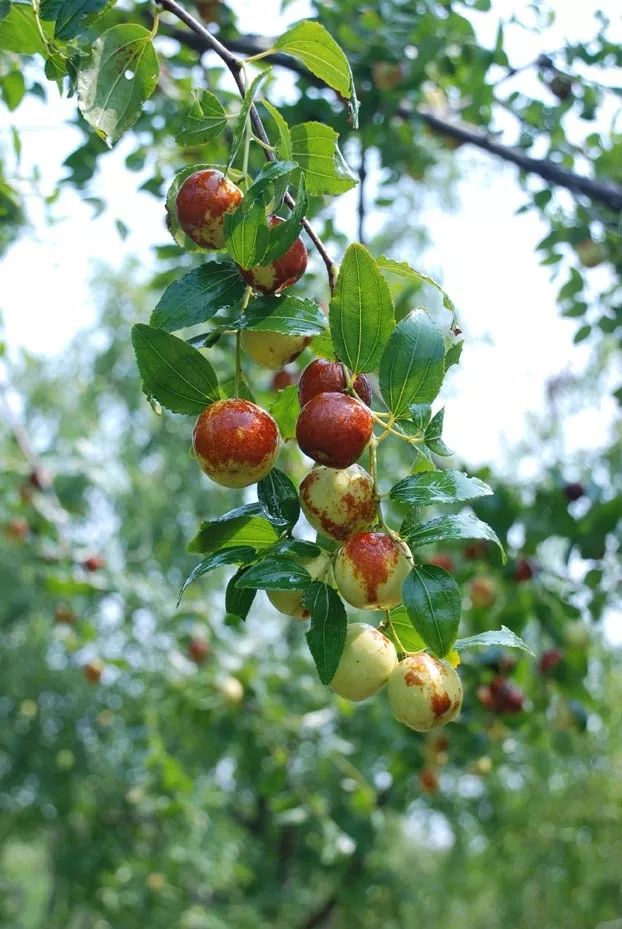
[238, 216, 308, 295]
[176, 169, 243, 249]
[431, 691, 452, 717]
[300, 469, 376, 540]
[404, 669, 425, 687]
[345, 532, 399, 604]
[296, 393, 373, 469]
[298, 359, 372, 408]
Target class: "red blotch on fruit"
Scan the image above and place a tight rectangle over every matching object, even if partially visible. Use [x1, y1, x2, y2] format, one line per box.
[238, 216, 307, 294]
[298, 358, 372, 407]
[431, 691, 452, 717]
[404, 669, 425, 687]
[296, 392, 373, 469]
[193, 399, 279, 486]
[342, 532, 400, 604]
[176, 169, 243, 249]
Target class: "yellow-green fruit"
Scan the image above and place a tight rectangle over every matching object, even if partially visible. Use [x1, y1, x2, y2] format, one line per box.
[335, 532, 414, 611]
[241, 330, 309, 370]
[220, 676, 244, 706]
[268, 551, 331, 619]
[388, 653, 463, 732]
[300, 464, 377, 541]
[331, 622, 398, 701]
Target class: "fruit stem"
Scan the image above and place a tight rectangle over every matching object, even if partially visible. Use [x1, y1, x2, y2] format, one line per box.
[235, 331, 241, 398]
[368, 437, 391, 533]
[380, 611, 406, 660]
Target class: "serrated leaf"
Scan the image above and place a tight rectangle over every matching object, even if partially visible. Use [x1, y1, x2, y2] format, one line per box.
[402, 513, 506, 563]
[224, 197, 270, 269]
[241, 295, 327, 336]
[291, 122, 357, 196]
[188, 503, 280, 555]
[269, 385, 300, 441]
[228, 70, 269, 167]
[409, 404, 432, 434]
[131, 324, 219, 414]
[225, 567, 256, 621]
[39, 0, 108, 40]
[258, 468, 300, 531]
[402, 566, 461, 658]
[379, 309, 445, 418]
[454, 626, 534, 656]
[151, 261, 245, 332]
[245, 160, 297, 205]
[391, 470, 493, 507]
[389, 605, 427, 653]
[303, 582, 347, 684]
[77, 24, 159, 147]
[274, 20, 356, 102]
[176, 90, 228, 146]
[425, 408, 453, 457]
[177, 546, 255, 605]
[445, 339, 463, 370]
[235, 556, 311, 590]
[0, 3, 51, 54]
[329, 244, 395, 374]
[376, 256, 455, 313]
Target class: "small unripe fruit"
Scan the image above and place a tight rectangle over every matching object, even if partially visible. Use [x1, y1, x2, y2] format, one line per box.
[513, 558, 534, 582]
[241, 330, 309, 370]
[300, 464, 377, 541]
[335, 532, 413, 611]
[472, 755, 493, 776]
[146, 873, 166, 892]
[427, 553, 454, 572]
[83, 659, 104, 685]
[83, 554, 105, 572]
[575, 238, 604, 269]
[237, 216, 307, 294]
[272, 369, 296, 391]
[54, 604, 76, 625]
[220, 675, 244, 706]
[388, 653, 463, 732]
[549, 74, 573, 100]
[176, 169, 243, 249]
[296, 392, 373, 469]
[564, 481, 585, 502]
[193, 399, 280, 488]
[330, 622, 397, 701]
[298, 358, 372, 408]
[188, 637, 210, 664]
[470, 576, 496, 609]
[268, 551, 331, 619]
[564, 620, 590, 650]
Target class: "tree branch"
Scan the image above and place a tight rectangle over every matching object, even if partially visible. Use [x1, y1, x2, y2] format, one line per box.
[166, 27, 622, 213]
[156, 1, 338, 291]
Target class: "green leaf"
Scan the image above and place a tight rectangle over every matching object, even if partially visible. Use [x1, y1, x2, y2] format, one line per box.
[274, 20, 356, 105]
[259, 101, 292, 205]
[291, 122, 357, 196]
[228, 70, 269, 167]
[223, 198, 270, 269]
[225, 567, 256, 621]
[235, 557, 311, 591]
[258, 468, 300, 531]
[303, 582, 348, 684]
[39, 0, 108, 40]
[376, 256, 455, 313]
[241, 295, 327, 336]
[77, 24, 159, 147]
[131, 324, 219, 414]
[454, 626, 534, 656]
[150, 261, 246, 332]
[0, 70, 26, 110]
[390, 470, 493, 507]
[402, 566, 461, 658]
[266, 539, 322, 559]
[0, 2, 51, 54]
[379, 309, 445, 418]
[245, 160, 297, 205]
[402, 513, 506, 563]
[329, 244, 395, 374]
[188, 503, 280, 555]
[261, 177, 308, 264]
[177, 546, 255, 605]
[425, 408, 453, 457]
[176, 90, 228, 146]
[445, 338, 464, 370]
[269, 385, 300, 441]
[389, 605, 427, 653]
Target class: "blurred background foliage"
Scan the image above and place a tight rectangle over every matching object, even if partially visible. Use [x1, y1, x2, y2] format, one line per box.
[1, 0, 621, 926]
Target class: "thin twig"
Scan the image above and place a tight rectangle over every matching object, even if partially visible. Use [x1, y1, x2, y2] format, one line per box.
[156, 0, 338, 291]
[357, 143, 367, 245]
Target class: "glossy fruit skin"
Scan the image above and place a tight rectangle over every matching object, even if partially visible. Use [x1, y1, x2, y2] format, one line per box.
[300, 464, 377, 541]
[335, 532, 413, 611]
[268, 551, 331, 619]
[238, 216, 307, 294]
[470, 576, 496, 608]
[298, 359, 372, 408]
[176, 169, 243, 249]
[272, 369, 296, 391]
[241, 330, 310, 370]
[296, 392, 373, 469]
[330, 622, 397, 701]
[388, 653, 463, 732]
[193, 399, 280, 488]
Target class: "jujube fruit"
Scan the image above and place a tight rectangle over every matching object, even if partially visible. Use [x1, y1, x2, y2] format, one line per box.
[388, 653, 463, 731]
[193, 399, 280, 488]
[300, 464, 377, 541]
[176, 168, 243, 249]
[470, 576, 496, 608]
[298, 358, 372, 407]
[330, 622, 397, 701]
[237, 216, 307, 294]
[188, 637, 210, 663]
[335, 531, 413, 611]
[83, 659, 104, 685]
[241, 329, 309, 370]
[268, 551, 331, 619]
[296, 392, 373, 469]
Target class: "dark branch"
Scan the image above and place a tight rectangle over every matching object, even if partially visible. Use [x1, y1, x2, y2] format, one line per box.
[166, 27, 622, 214]
[357, 144, 367, 245]
[157, 1, 338, 291]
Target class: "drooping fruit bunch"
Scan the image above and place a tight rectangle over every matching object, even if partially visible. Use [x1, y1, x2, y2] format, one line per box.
[131, 24, 530, 736]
